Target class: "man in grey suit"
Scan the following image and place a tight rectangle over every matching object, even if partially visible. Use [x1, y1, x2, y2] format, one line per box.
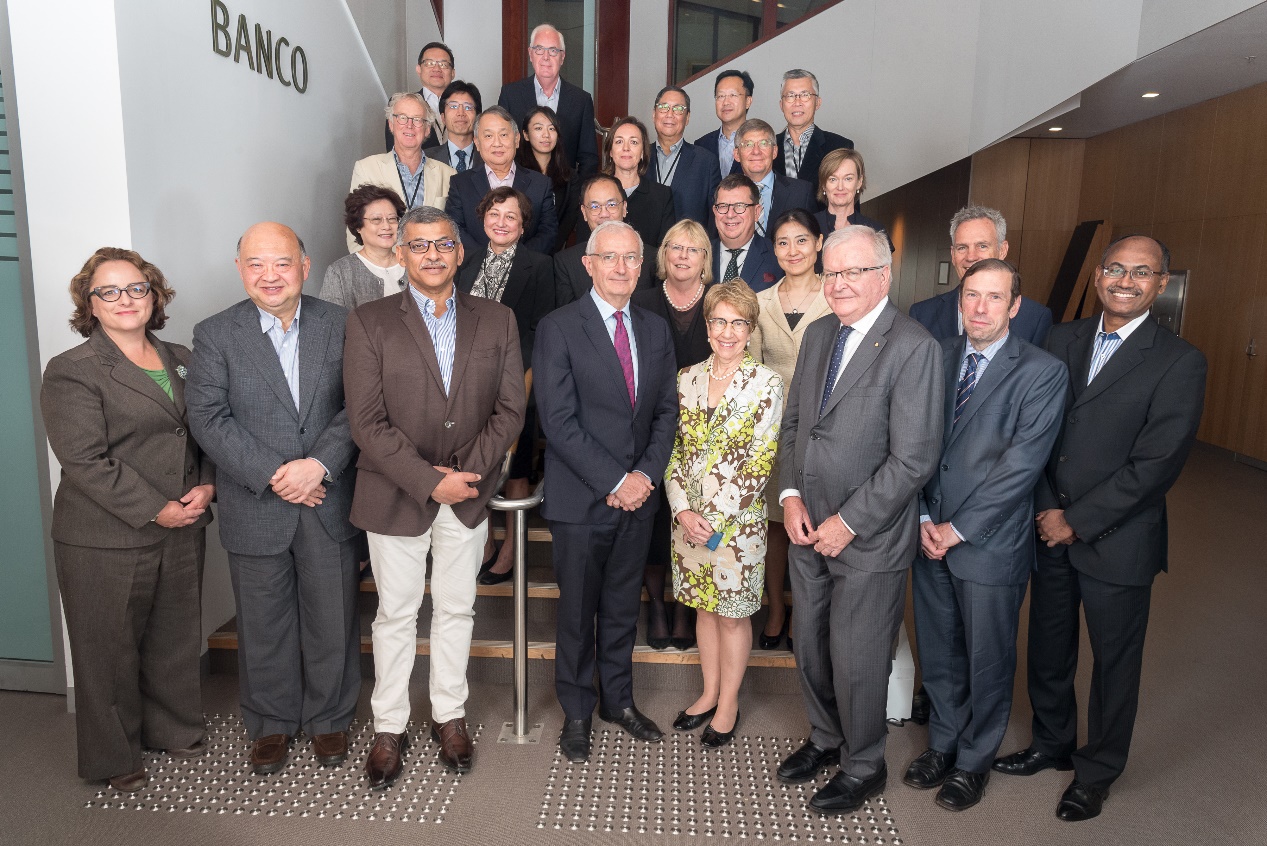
[903, 259, 1067, 812]
[186, 222, 360, 776]
[776, 225, 943, 814]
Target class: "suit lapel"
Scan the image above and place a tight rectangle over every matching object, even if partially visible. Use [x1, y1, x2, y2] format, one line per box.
[941, 335, 966, 443]
[153, 338, 188, 420]
[819, 304, 895, 419]
[1065, 320, 1097, 401]
[91, 330, 183, 424]
[1075, 319, 1153, 407]
[631, 306, 656, 414]
[296, 297, 332, 423]
[742, 239, 768, 280]
[580, 298, 632, 409]
[446, 293, 477, 413]
[232, 303, 300, 418]
[499, 249, 530, 312]
[946, 334, 1020, 450]
[398, 290, 448, 396]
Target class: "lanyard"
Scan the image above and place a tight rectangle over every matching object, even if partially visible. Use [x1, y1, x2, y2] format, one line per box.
[656, 142, 683, 186]
[394, 152, 426, 209]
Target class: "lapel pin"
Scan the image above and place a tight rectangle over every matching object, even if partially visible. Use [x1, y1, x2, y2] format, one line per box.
[176, 365, 188, 379]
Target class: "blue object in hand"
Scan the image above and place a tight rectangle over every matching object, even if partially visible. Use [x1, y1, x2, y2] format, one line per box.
[706, 531, 723, 551]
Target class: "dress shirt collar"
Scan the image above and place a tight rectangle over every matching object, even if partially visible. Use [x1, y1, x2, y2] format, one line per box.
[485, 162, 517, 189]
[409, 282, 456, 317]
[657, 137, 685, 157]
[589, 286, 631, 324]
[791, 124, 816, 148]
[841, 296, 888, 334]
[965, 330, 1009, 363]
[534, 76, 561, 104]
[448, 140, 475, 158]
[257, 298, 301, 333]
[1096, 310, 1151, 340]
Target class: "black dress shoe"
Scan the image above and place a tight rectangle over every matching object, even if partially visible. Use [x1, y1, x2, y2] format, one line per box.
[559, 718, 592, 763]
[935, 768, 989, 811]
[809, 766, 887, 815]
[777, 740, 841, 784]
[903, 748, 956, 789]
[910, 685, 931, 725]
[670, 634, 696, 650]
[648, 634, 672, 650]
[599, 705, 663, 742]
[1056, 780, 1108, 821]
[478, 566, 513, 586]
[672, 706, 716, 731]
[700, 710, 740, 748]
[992, 746, 1074, 776]
[758, 618, 789, 650]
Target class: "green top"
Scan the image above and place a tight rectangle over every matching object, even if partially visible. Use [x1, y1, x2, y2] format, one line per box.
[142, 366, 173, 401]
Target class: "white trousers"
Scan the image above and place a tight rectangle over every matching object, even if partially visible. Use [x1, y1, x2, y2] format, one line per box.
[367, 505, 487, 731]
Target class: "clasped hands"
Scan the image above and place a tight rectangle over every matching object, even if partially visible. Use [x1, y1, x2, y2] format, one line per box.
[919, 520, 962, 560]
[605, 472, 652, 512]
[1035, 509, 1076, 547]
[431, 465, 483, 505]
[676, 509, 715, 546]
[154, 484, 216, 528]
[271, 458, 327, 506]
[783, 496, 855, 559]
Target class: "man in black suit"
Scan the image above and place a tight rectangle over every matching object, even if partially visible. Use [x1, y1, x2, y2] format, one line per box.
[910, 206, 1053, 346]
[534, 220, 679, 763]
[773, 69, 853, 187]
[445, 106, 557, 255]
[383, 41, 453, 152]
[993, 236, 1206, 822]
[734, 118, 816, 237]
[424, 81, 482, 172]
[651, 85, 721, 228]
[694, 69, 751, 180]
[905, 260, 1067, 813]
[555, 174, 654, 306]
[497, 23, 598, 177]
[711, 174, 781, 292]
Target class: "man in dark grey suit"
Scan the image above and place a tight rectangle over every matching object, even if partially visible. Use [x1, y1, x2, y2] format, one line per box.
[555, 174, 654, 306]
[424, 80, 482, 173]
[186, 222, 360, 776]
[776, 225, 943, 814]
[904, 259, 1067, 812]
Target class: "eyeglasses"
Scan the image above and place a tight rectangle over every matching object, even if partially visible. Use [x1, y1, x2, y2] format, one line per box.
[445, 101, 475, 112]
[713, 201, 755, 214]
[530, 45, 564, 58]
[654, 103, 688, 115]
[588, 252, 644, 268]
[668, 243, 706, 257]
[90, 282, 152, 302]
[584, 199, 624, 212]
[1100, 264, 1164, 281]
[706, 317, 752, 332]
[823, 266, 883, 284]
[364, 216, 399, 227]
[714, 92, 744, 102]
[737, 139, 775, 151]
[420, 59, 453, 70]
[781, 91, 817, 102]
[392, 113, 428, 127]
[402, 238, 457, 254]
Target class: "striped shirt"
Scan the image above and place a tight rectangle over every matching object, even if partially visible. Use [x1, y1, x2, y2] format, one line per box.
[258, 301, 302, 409]
[783, 124, 815, 179]
[410, 284, 458, 394]
[1087, 311, 1150, 384]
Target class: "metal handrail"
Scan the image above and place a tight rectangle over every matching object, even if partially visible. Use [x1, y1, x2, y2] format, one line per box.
[489, 476, 545, 740]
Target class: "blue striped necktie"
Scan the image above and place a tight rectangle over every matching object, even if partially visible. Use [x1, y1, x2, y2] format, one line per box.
[955, 352, 983, 426]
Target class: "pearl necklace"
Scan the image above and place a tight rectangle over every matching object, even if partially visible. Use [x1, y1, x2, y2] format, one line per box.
[708, 355, 742, 381]
[664, 280, 705, 312]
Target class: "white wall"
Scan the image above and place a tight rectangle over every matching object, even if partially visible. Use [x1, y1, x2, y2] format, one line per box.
[346, 0, 408, 94]
[440, 0, 502, 110]
[628, 0, 670, 124]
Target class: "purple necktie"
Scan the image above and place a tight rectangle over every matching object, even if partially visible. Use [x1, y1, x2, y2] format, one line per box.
[614, 311, 636, 408]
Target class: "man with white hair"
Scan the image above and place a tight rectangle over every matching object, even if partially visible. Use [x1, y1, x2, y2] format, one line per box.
[498, 23, 599, 176]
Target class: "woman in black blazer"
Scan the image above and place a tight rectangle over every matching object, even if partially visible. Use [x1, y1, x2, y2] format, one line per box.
[603, 116, 677, 250]
[813, 147, 890, 240]
[40, 248, 215, 793]
[457, 186, 554, 584]
[516, 106, 580, 253]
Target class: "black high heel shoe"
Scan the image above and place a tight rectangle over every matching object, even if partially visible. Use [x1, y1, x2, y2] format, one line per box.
[759, 617, 789, 650]
[701, 710, 741, 748]
[673, 706, 716, 732]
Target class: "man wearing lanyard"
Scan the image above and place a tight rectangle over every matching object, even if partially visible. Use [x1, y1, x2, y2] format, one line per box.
[651, 85, 721, 228]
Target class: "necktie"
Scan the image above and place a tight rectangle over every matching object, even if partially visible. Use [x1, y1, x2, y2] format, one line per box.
[954, 352, 983, 426]
[723, 249, 742, 282]
[455, 149, 468, 172]
[819, 324, 853, 415]
[1087, 331, 1122, 383]
[614, 311, 636, 408]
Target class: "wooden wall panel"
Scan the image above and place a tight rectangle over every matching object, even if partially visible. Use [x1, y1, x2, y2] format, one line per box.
[1109, 115, 1164, 228]
[1153, 99, 1218, 224]
[1078, 131, 1119, 222]
[969, 139, 1030, 230]
[1237, 263, 1267, 460]
[1022, 140, 1084, 231]
[1150, 219, 1204, 278]
[1015, 229, 1066, 305]
[1203, 84, 1267, 220]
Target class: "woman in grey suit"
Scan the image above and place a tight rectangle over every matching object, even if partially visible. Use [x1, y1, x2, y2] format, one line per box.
[40, 248, 216, 793]
[320, 184, 407, 309]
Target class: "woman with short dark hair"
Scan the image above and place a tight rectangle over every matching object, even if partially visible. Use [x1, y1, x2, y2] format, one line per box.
[320, 184, 408, 310]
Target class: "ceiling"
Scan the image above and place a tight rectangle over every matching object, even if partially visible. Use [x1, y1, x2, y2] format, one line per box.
[1013, 2, 1267, 139]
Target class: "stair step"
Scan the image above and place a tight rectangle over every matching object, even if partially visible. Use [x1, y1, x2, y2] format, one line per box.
[357, 575, 793, 606]
[205, 629, 797, 668]
[491, 526, 552, 542]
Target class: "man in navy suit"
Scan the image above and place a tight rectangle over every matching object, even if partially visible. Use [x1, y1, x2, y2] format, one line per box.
[910, 206, 1053, 346]
[773, 69, 853, 188]
[694, 69, 752, 180]
[424, 81, 482, 172]
[710, 174, 781, 292]
[534, 221, 679, 764]
[444, 106, 557, 255]
[555, 175, 655, 306]
[904, 259, 1067, 813]
[734, 118, 816, 237]
[651, 85, 721, 228]
[497, 23, 598, 177]
[994, 236, 1206, 822]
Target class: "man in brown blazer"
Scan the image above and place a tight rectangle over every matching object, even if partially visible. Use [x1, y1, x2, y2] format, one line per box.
[343, 205, 526, 786]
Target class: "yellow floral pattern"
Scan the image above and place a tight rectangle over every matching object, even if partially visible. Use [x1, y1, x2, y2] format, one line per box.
[665, 352, 784, 618]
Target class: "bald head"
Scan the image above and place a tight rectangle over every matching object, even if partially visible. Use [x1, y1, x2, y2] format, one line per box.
[236, 222, 310, 325]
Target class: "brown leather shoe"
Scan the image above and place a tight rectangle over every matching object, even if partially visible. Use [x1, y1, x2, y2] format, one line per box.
[250, 733, 292, 775]
[108, 768, 147, 793]
[311, 731, 349, 766]
[365, 731, 409, 789]
[430, 717, 473, 774]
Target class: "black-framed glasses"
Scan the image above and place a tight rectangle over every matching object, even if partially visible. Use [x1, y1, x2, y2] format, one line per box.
[403, 238, 457, 254]
[713, 201, 755, 214]
[654, 103, 688, 114]
[90, 282, 152, 302]
[588, 252, 644, 268]
[530, 45, 564, 57]
[392, 113, 427, 127]
[1100, 264, 1164, 281]
[824, 266, 883, 284]
[706, 317, 752, 332]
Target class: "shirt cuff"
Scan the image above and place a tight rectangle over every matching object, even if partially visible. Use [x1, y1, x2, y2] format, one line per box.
[309, 457, 332, 481]
[610, 473, 627, 496]
[949, 522, 965, 542]
[919, 515, 931, 524]
[836, 513, 855, 535]
[778, 488, 800, 505]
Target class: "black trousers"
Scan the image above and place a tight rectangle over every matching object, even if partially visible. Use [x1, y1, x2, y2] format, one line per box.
[551, 512, 654, 719]
[1027, 547, 1153, 788]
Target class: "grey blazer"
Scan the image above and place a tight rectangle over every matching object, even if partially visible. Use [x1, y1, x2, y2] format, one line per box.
[920, 333, 1068, 586]
[318, 252, 402, 311]
[779, 301, 943, 572]
[186, 296, 357, 556]
[41, 329, 215, 548]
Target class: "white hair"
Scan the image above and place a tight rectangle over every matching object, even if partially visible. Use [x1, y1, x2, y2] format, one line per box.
[586, 220, 641, 256]
[823, 225, 892, 267]
[530, 23, 565, 53]
[384, 91, 432, 122]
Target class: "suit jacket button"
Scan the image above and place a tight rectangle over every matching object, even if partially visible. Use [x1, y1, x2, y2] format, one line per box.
[1068, 415, 1078, 424]
[930, 497, 939, 505]
[300, 426, 307, 434]
[187, 466, 195, 475]
[176, 426, 186, 436]
[810, 433, 820, 441]
[941, 463, 949, 471]
[1058, 455, 1068, 462]
[445, 421, 455, 428]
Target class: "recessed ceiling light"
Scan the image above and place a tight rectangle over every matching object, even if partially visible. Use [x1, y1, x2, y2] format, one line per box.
[1048, 126, 1063, 132]
[1142, 92, 1160, 98]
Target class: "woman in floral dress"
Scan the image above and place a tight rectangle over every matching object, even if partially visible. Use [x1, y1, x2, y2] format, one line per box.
[665, 279, 784, 747]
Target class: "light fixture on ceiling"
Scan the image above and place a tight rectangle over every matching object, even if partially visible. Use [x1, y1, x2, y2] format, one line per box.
[1048, 126, 1063, 132]
[1142, 92, 1160, 98]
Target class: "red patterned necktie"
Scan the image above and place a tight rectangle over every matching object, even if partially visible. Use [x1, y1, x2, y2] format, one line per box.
[614, 311, 636, 407]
